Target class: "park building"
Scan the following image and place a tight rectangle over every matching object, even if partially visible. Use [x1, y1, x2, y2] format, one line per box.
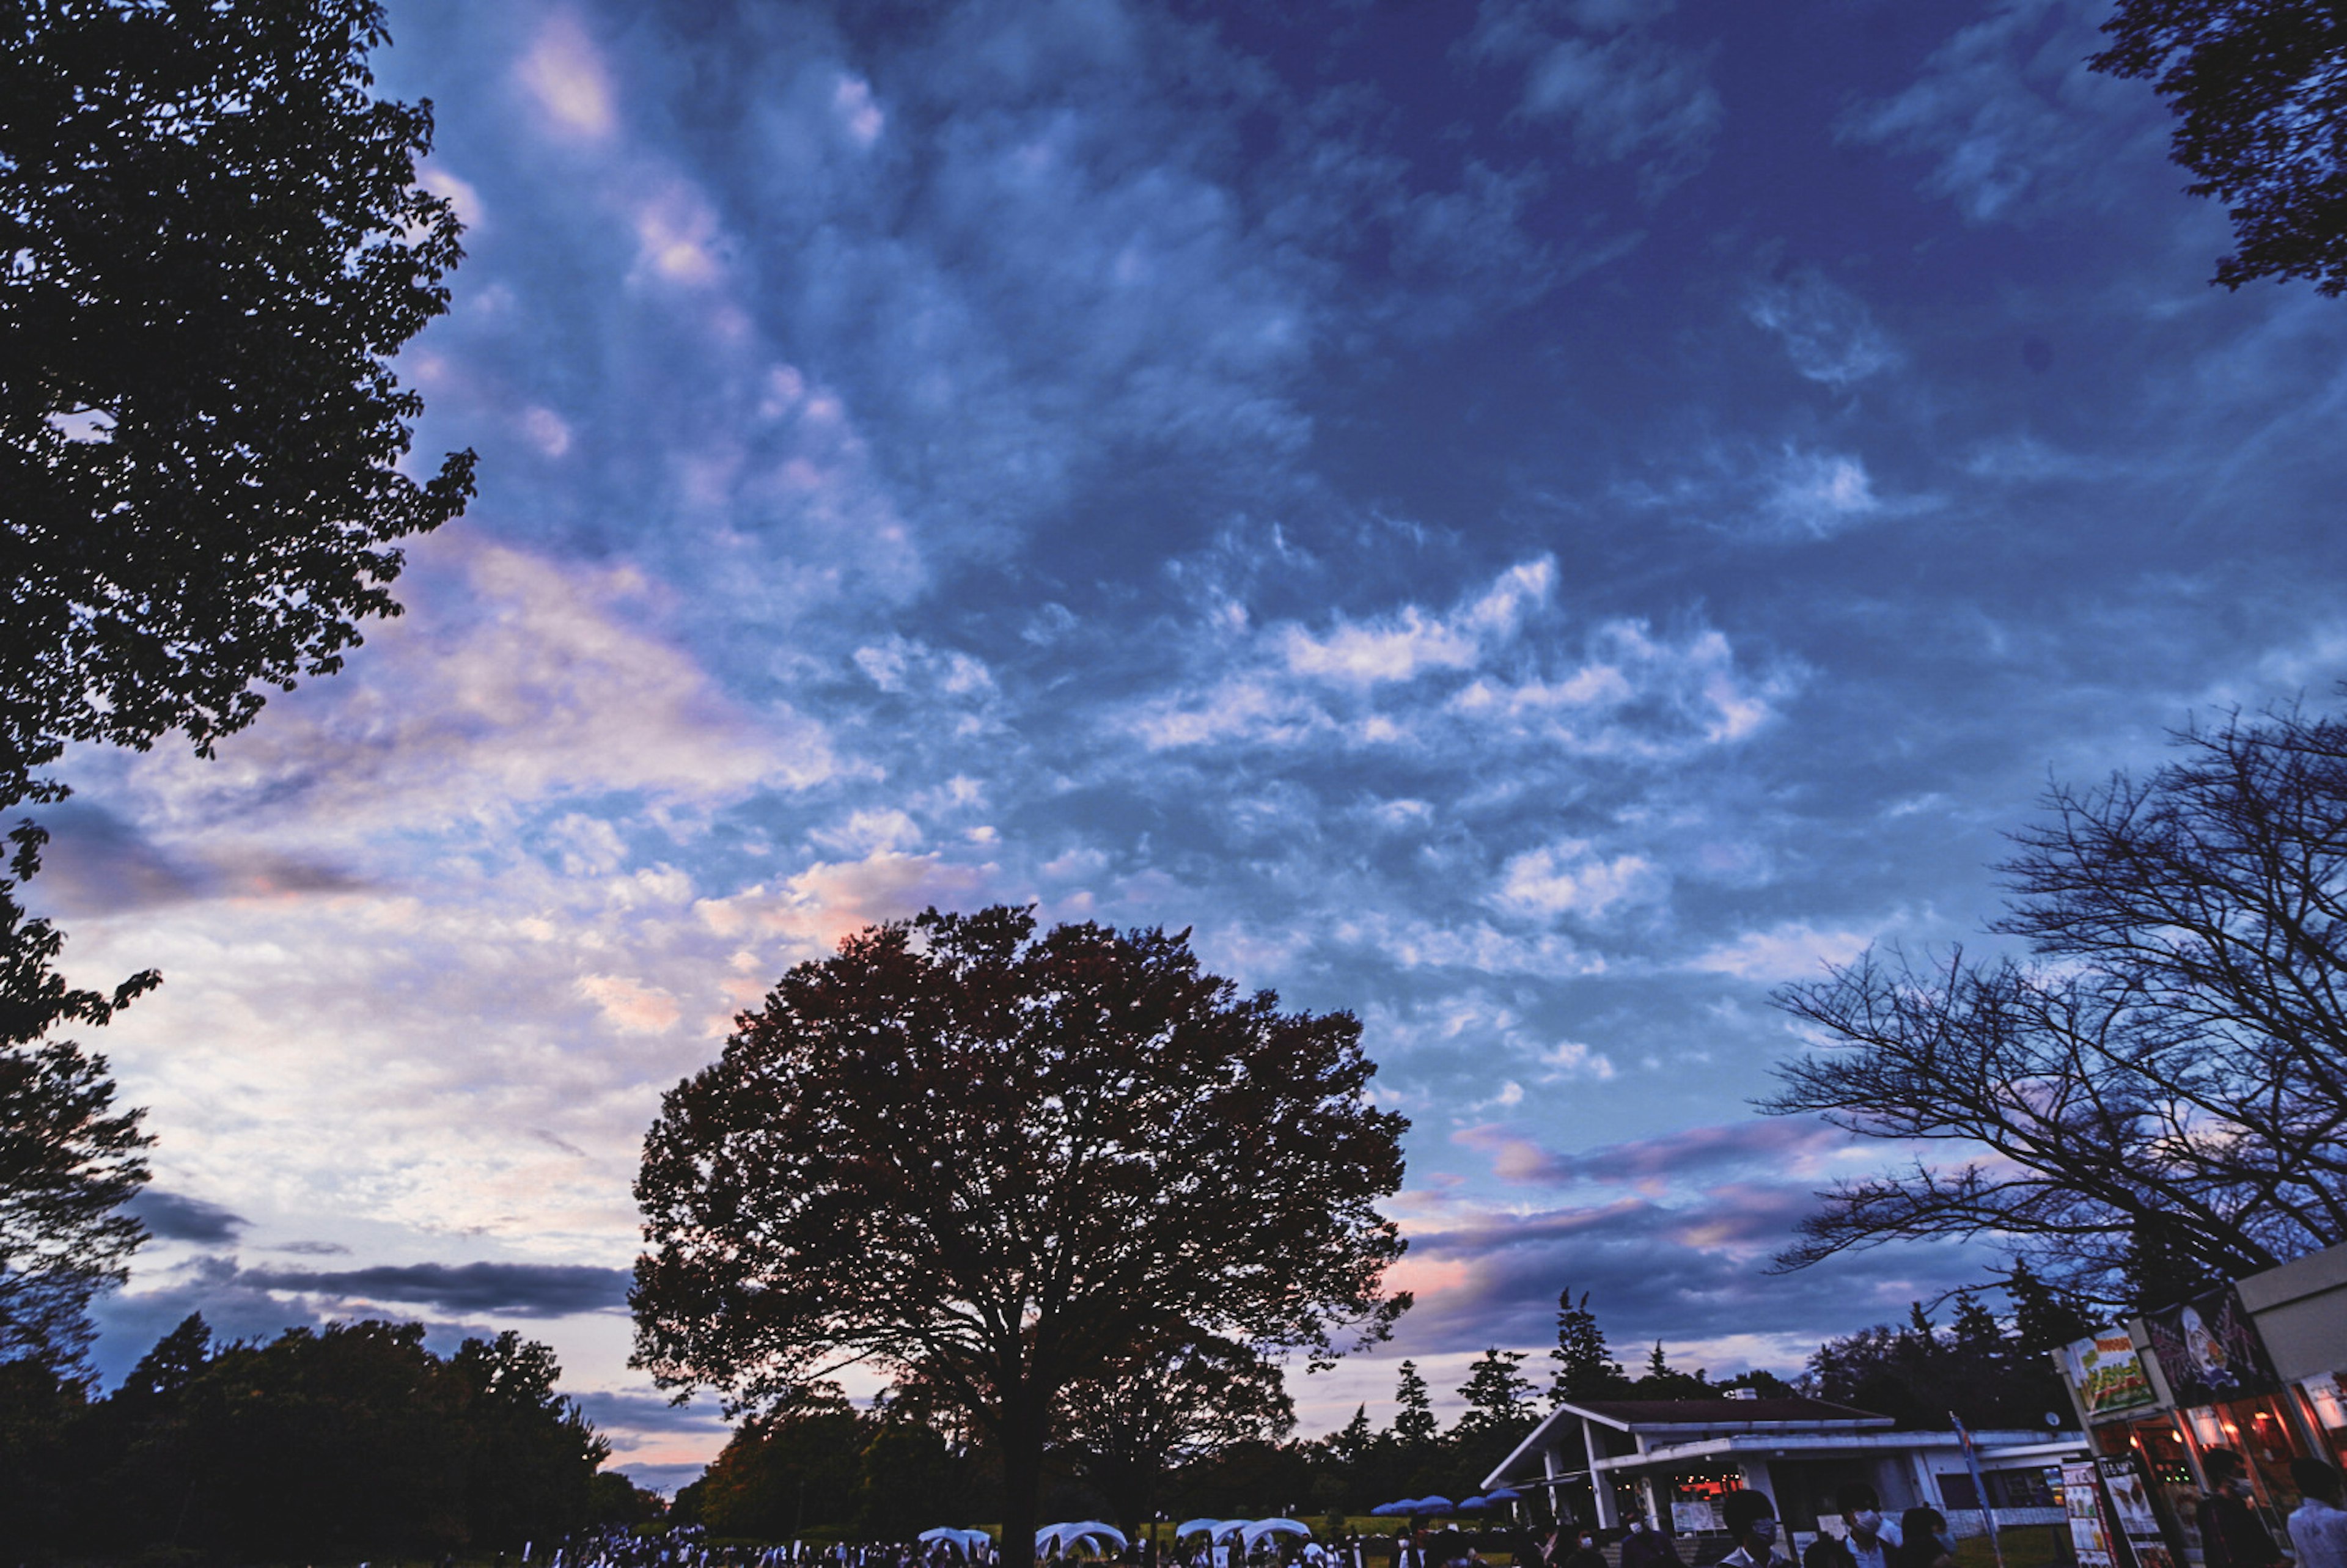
[1478, 1393, 2083, 1546]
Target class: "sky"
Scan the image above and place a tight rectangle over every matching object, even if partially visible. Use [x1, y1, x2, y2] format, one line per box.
[29, 0, 2347, 1494]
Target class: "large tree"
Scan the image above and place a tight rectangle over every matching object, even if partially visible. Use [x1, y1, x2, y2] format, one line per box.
[1765, 702, 2347, 1305]
[2092, 0, 2347, 295]
[631, 906, 1409, 1568]
[1, 0, 475, 810]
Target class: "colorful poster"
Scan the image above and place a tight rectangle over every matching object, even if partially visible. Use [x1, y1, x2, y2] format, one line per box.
[2143, 1286, 2282, 1407]
[2097, 1454, 2180, 1568]
[2060, 1330, 2160, 1420]
[2062, 1462, 2117, 1568]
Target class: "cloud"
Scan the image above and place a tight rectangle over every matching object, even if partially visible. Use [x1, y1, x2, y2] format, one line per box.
[1130, 558, 1784, 762]
[1760, 449, 1886, 539]
[127, 1190, 248, 1245]
[1746, 273, 1899, 388]
[1494, 840, 1667, 923]
[516, 13, 617, 142]
[1840, 0, 2157, 225]
[1383, 1183, 1988, 1357]
[577, 974, 685, 1035]
[1455, 1117, 1852, 1189]
[1689, 920, 1875, 982]
[111, 532, 839, 835]
[696, 849, 995, 957]
[1468, 0, 1722, 200]
[238, 1261, 631, 1317]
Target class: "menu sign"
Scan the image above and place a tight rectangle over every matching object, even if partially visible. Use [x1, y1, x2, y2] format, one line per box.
[2096, 1454, 2180, 1568]
[2062, 1462, 2118, 1568]
[2060, 1329, 2159, 1420]
[2143, 1285, 2282, 1407]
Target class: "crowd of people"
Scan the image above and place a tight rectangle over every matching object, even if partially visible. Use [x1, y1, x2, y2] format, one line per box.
[512, 1451, 2347, 1568]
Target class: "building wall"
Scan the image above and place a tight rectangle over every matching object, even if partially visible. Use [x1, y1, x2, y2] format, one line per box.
[2237, 1242, 2347, 1384]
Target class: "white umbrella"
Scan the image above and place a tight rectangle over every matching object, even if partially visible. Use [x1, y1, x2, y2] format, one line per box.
[1175, 1523, 1230, 1542]
[1241, 1522, 1313, 1550]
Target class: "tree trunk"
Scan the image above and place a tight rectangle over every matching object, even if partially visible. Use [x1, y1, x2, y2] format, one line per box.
[999, 1407, 1045, 1568]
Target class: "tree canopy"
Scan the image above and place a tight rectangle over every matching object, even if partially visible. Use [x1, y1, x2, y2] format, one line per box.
[2092, 0, 2347, 295]
[0, 825, 154, 1369]
[1766, 701, 2347, 1306]
[631, 906, 1409, 1568]
[0, 1314, 612, 1558]
[1, 0, 474, 810]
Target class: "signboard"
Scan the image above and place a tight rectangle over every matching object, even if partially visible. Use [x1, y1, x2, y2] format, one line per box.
[2096, 1454, 2181, 1568]
[2062, 1462, 2118, 1568]
[2059, 1329, 2160, 1420]
[2143, 1286, 2281, 1407]
[1672, 1501, 1722, 1535]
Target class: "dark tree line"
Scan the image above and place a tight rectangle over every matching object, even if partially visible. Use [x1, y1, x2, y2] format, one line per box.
[0, 1313, 639, 1558]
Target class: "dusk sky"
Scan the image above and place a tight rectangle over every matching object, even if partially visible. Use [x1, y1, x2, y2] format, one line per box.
[30, 0, 2347, 1493]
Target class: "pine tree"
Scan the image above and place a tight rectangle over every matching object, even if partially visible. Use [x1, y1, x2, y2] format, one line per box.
[1455, 1347, 1535, 1435]
[1548, 1287, 1627, 1405]
[2006, 1258, 2094, 1354]
[1392, 1360, 1438, 1451]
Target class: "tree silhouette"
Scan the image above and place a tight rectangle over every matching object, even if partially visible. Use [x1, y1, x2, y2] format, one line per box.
[1, 0, 474, 810]
[2092, 1, 2347, 296]
[631, 907, 1409, 1568]
[1548, 1287, 1628, 1405]
[0, 826, 154, 1369]
[1392, 1360, 1438, 1452]
[1766, 702, 2347, 1303]
[1058, 1329, 1295, 1539]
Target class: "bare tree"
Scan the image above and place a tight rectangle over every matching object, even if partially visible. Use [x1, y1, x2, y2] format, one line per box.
[1765, 702, 2347, 1306]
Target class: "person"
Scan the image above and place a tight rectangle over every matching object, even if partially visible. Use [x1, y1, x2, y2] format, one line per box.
[1560, 1529, 1606, 1568]
[2290, 1458, 2347, 1568]
[1721, 1493, 1784, 1568]
[1620, 1516, 1684, 1568]
[1835, 1486, 1902, 1568]
[2202, 1448, 2288, 1568]
[1889, 1511, 1952, 1568]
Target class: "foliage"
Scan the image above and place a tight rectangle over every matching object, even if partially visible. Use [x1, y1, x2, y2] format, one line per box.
[0, 824, 155, 1371]
[1057, 1329, 1295, 1536]
[1628, 1341, 1716, 1401]
[689, 1389, 997, 1542]
[631, 906, 1410, 1568]
[1765, 703, 2347, 1306]
[1807, 1294, 2071, 1432]
[1548, 1286, 1628, 1405]
[0, 0, 475, 810]
[0, 1314, 613, 1559]
[1450, 1347, 1539, 1498]
[2092, 1, 2347, 296]
[1391, 1360, 1438, 1451]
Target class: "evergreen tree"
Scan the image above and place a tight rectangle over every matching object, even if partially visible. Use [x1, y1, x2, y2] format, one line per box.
[1392, 1360, 1438, 1451]
[1628, 1342, 1714, 1399]
[1548, 1287, 1628, 1405]
[1455, 1347, 1536, 1435]
[2006, 1258, 2095, 1354]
